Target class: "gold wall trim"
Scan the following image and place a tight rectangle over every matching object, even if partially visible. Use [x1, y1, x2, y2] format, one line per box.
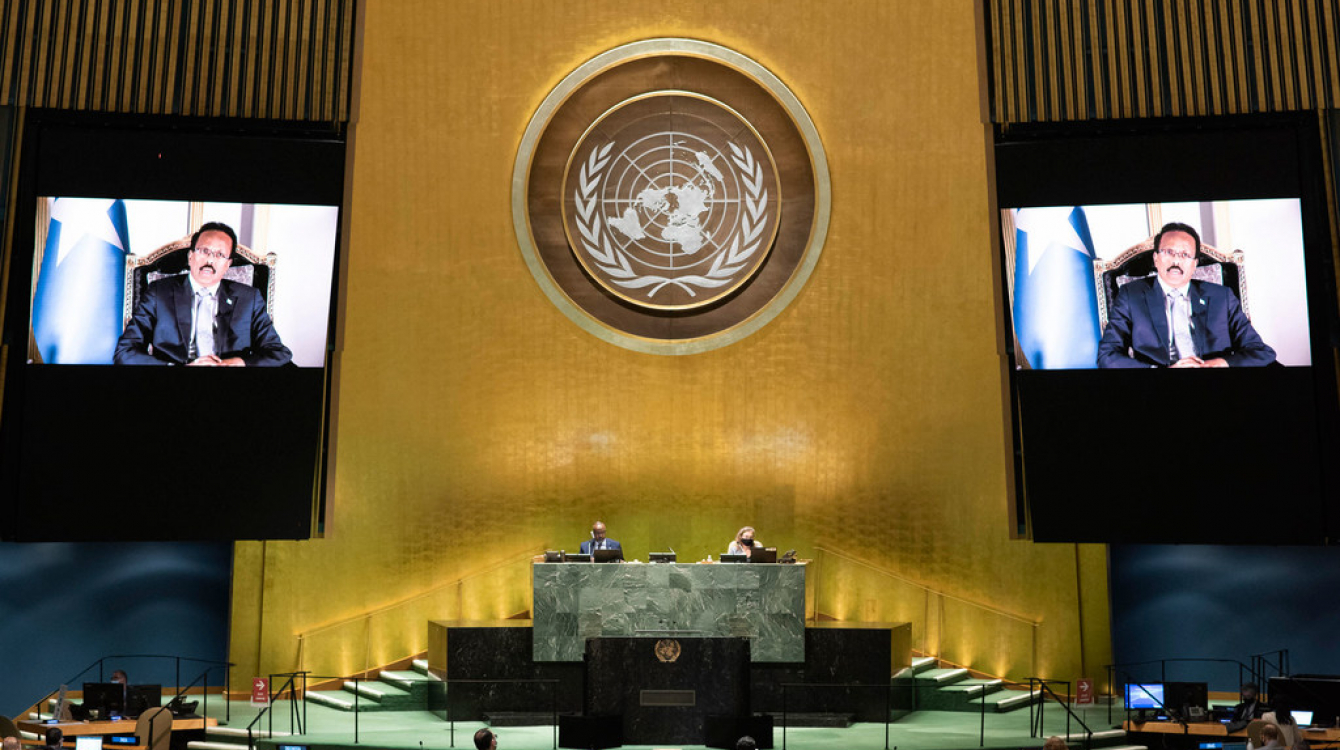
[0, 0, 356, 121]
[987, 0, 1340, 123]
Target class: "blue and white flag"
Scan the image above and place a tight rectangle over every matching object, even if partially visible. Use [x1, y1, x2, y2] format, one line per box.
[31, 198, 131, 364]
[1011, 206, 1101, 369]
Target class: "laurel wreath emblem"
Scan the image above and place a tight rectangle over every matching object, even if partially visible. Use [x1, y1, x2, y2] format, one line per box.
[574, 141, 770, 298]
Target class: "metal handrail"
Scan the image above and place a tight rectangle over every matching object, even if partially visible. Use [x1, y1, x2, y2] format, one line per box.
[35, 654, 234, 724]
[1104, 657, 1268, 725]
[444, 678, 558, 750]
[246, 673, 302, 750]
[779, 681, 911, 750]
[1030, 678, 1093, 750]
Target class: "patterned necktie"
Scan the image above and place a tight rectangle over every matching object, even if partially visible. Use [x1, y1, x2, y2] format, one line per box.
[1168, 290, 1195, 361]
[193, 291, 216, 359]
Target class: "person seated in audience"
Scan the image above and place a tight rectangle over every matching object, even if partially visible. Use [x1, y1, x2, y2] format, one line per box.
[1043, 736, 1068, 750]
[43, 728, 63, 750]
[111, 669, 128, 685]
[727, 526, 758, 557]
[4, 736, 23, 750]
[1257, 723, 1286, 750]
[736, 736, 756, 750]
[474, 728, 496, 750]
[1261, 696, 1304, 750]
[1229, 682, 1268, 730]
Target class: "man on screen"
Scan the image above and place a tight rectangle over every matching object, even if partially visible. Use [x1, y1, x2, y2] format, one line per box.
[114, 222, 292, 366]
[1096, 222, 1275, 368]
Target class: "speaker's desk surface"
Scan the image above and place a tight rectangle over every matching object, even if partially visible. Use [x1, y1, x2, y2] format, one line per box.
[19, 716, 218, 736]
[531, 561, 806, 663]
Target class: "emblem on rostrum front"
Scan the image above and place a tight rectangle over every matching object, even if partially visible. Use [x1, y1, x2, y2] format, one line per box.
[654, 638, 682, 663]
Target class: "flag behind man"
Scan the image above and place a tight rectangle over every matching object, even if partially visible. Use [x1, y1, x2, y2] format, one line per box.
[1011, 206, 1102, 369]
[31, 198, 131, 364]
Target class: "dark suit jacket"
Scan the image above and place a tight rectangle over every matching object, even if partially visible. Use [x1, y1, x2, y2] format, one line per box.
[1097, 278, 1276, 368]
[114, 276, 293, 366]
[579, 539, 622, 555]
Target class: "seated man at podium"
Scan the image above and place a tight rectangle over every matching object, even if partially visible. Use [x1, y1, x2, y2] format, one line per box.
[727, 526, 758, 557]
[579, 521, 621, 554]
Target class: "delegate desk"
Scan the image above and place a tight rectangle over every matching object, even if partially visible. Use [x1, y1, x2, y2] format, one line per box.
[18, 717, 217, 747]
[1123, 720, 1340, 749]
[532, 561, 806, 662]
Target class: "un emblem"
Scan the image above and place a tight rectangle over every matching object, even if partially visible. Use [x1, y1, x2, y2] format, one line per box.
[515, 39, 830, 353]
[564, 94, 781, 310]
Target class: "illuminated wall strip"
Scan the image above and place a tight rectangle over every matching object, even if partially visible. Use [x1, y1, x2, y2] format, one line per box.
[0, 0, 355, 123]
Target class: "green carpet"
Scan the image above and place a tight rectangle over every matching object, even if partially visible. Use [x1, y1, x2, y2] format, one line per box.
[201, 699, 1125, 750]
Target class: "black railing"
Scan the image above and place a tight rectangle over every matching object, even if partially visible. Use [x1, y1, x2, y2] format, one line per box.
[443, 679, 558, 750]
[1029, 679, 1093, 750]
[39, 653, 233, 723]
[779, 682, 912, 750]
[1104, 657, 1276, 726]
[246, 672, 307, 750]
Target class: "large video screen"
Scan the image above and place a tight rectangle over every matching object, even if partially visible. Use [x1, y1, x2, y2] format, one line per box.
[0, 111, 345, 541]
[995, 114, 1340, 544]
[30, 198, 337, 368]
[1002, 199, 1310, 370]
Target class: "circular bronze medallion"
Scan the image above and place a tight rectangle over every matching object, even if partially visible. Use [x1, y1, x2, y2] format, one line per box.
[514, 39, 830, 354]
[654, 638, 682, 663]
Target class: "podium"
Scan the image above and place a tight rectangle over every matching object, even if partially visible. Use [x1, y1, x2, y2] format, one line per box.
[583, 636, 751, 745]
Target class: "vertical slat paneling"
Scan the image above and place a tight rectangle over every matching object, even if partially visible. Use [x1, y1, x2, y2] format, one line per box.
[0, 0, 353, 124]
[990, 0, 1340, 124]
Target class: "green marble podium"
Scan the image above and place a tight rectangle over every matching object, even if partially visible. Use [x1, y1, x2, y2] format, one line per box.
[532, 562, 806, 662]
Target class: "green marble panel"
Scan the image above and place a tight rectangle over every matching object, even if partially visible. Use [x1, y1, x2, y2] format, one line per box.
[532, 562, 805, 662]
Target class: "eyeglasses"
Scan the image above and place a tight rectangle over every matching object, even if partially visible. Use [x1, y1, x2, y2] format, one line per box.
[1157, 248, 1197, 261]
[193, 248, 232, 261]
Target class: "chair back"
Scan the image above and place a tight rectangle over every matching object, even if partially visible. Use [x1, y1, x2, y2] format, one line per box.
[135, 707, 173, 750]
[1094, 236, 1250, 331]
[0, 715, 19, 739]
[123, 235, 278, 329]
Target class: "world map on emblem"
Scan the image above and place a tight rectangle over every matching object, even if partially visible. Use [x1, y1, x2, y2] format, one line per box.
[563, 93, 782, 310]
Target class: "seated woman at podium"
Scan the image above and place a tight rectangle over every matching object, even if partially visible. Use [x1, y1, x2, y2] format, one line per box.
[727, 526, 758, 557]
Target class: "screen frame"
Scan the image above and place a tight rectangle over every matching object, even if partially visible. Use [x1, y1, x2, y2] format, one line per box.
[0, 109, 348, 541]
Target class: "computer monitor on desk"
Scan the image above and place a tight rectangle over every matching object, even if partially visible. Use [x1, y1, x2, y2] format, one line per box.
[126, 685, 161, 717]
[1125, 682, 1165, 711]
[82, 682, 126, 717]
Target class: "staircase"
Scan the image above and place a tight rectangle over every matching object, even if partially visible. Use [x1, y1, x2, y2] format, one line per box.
[302, 659, 439, 713]
[895, 656, 1042, 713]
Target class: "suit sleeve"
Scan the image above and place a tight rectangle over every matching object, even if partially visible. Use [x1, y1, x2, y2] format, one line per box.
[1221, 291, 1276, 367]
[114, 289, 172, 365]
[1096, 287, 1148, 368]
[241, 293, 293, 367]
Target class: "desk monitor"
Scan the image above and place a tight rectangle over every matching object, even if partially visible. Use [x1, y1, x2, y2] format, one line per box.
[719, 554, 747, 563]
[126, 685, 162, 717]
[83, 682, 127, 716]
[564, 553, 592, 563]
[1125, 682, 1165, 709]
[1165, 681, 1209, 717]
[592, 548, 624, 563]
[1293, 710, 1313, 727]
[749, 547, 778, 564]
[75, 737, 103, 750]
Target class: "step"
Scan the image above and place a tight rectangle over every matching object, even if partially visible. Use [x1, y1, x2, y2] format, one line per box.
[303, 690, 371, 712]
[1066, 729, 1126, 743]
[344, 680, 410, 702]
[187, 742, 247, 750]
[941, 678, 1003, 695]
[910, 656, 938, 674]
[482, 712, 557, 727]
[412, 659, 430, 675]
[206, 726, 291, 739]
[764, 712, 854, 728]
[972, 688, 1041, 712]
[379, 670, 437, 690]
[920, 668, 970, 685]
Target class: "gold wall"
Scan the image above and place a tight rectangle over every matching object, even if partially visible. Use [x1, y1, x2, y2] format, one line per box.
[228, 0, 1112, 688]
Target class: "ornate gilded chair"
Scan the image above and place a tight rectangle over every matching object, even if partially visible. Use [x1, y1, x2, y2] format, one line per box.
[1094, 236, 1250, 331]
[122, 235, 278, 329]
